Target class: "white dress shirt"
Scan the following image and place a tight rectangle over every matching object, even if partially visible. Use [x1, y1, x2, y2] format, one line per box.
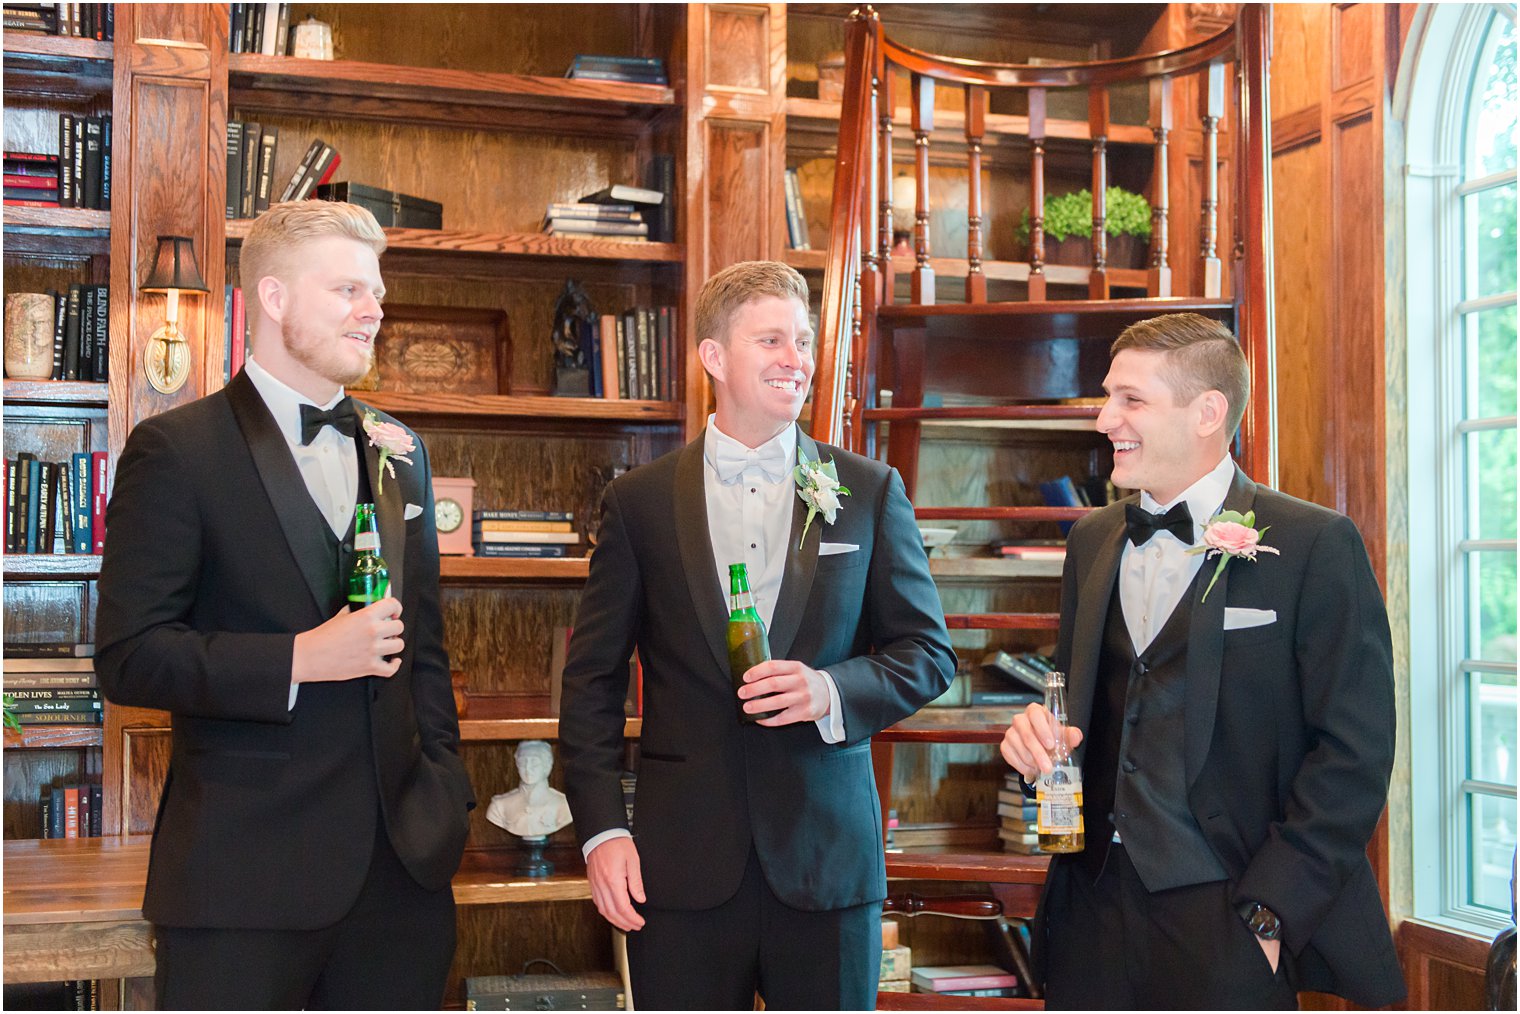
[1118, 453, 1235, 652]
[243, 356, 358, 709]
[581, 417, 846, 860]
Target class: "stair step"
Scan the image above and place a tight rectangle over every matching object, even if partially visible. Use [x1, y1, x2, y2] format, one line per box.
[865, 405, 1100, 422]
[944, 613, 1060, 630]
[916, 507, 1090, 521]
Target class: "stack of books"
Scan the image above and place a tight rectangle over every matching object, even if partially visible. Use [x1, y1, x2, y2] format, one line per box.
[5, 651, 101, 734]
[565, 54, 667, 86]
[878, 919, 912, 993]
[228, 3, 291, 54]
[997, 775, 1041, 855]
[597, 305, 678, 401]
[909, 964, 1021, 999]
[473, 510, 580, 558]
[278, 138, 341, 204]
[991, 538, 1066, 561]
[3, 3, 113, 38]
[6, 452, 109, 555]
[4, 152, 59, 207]
[6, 115, 113, 209]
[226, 121, 279, 219]
[542, 201, 648, 241]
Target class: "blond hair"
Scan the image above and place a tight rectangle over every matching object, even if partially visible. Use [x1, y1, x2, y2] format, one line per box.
[695, 260, 810, 345]
[1111, 313, 1250, 437]
[239, 201, 387, 291]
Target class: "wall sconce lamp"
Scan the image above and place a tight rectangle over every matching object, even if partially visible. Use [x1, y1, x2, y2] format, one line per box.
[140, 235, 209, 395]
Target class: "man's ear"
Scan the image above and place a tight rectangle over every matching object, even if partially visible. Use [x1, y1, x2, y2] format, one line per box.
[255, 274, 287, 325]
[1195, 389, 1230, 440]
[697, 337, 725, 385]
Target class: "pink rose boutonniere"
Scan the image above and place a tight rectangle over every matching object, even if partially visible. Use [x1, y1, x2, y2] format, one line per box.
[1186, 509, 1279, 602]
[361, 410, 415, 496]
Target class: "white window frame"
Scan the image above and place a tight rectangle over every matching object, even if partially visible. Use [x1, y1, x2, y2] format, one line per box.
[1401, 1, 1517, 935]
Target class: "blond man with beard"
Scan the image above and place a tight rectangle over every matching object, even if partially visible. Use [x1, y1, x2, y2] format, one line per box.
[97, 201, 472, 1009]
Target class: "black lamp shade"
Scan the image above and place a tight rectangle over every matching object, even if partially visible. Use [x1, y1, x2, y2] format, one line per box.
[140, 235, 209, 293]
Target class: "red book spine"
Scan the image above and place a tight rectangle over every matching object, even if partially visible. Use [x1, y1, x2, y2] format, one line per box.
[63, 787, 80, 838]
[314, 152, 341, 189]
[231, 287, 246, 375]
[3, 198, 62, 207]
[4, 174, 59, 188]
[90, 451, 107, 553]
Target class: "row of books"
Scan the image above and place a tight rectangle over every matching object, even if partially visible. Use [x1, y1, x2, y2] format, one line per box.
[5, 452, 109, 555]
[228, 2, 291, 55]
[10, 688, 101, 726]
[981, 649, 1057, 696]
[596, 306, 679, 402]
[783, 168, 811, 251]
[998, 775, 1042, 856]
[1040, 474, 1116, 534]
[222, 286, 250, 384]
[3, 2, 112, 38]
[910, 964, 1021, 998]
[279, 137, 342, 205]
[3, 285, 110, 382]
[38, 783, 104, 835]
[542, 201, 649, 240]
[474, 509, 580, 559]
[226, 121, 279, 219]
[565, 53, 667, 86]
[4, 114, 110, 210]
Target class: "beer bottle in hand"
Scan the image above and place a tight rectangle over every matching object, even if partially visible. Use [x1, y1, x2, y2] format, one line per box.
[347, 503, 389, 606]
[727, 563, 778, 723]
[1036, 670, 1085, 853]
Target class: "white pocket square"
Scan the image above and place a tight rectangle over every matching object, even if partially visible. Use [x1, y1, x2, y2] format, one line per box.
[1223, 607, 1276, 630]
[819, 542, 859, 556]
[404, 503, 424, 521]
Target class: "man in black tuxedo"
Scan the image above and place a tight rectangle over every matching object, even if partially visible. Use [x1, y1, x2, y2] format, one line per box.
[1001, 313, 1404, 1009]
[559, 260, 955, 1010]
[96, 201, 472, 1009]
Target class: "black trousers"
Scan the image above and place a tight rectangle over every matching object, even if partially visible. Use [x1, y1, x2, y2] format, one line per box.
[153, 826, 457, 1010]
[626, 846, 883, 1010]
[1040, 844, 1297, 1010]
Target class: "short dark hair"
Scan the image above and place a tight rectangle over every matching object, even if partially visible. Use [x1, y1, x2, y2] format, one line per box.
[1111, 313, 1250, 437]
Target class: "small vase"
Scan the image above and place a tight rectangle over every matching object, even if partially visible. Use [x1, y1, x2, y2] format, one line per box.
[4, 292, 57, 380]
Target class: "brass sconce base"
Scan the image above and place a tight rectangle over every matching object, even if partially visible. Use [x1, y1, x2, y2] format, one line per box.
[144, 324, 191, 394]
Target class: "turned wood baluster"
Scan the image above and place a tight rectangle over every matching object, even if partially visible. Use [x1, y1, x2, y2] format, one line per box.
[964, 84, 987, 304]
[910, 72, 935, 305]
[1148, 75, 1173, 297]
[1089, 85, 1110, 301]
[877, 64, 896, 303]
[1200, 60, 1225, 298]
[1028, 87, 1047, 303]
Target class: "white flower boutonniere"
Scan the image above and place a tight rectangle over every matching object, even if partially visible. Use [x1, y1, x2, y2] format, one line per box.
[361, 410, 415, 496]
[1186, 509, 1280, 602]
[794, 448, 851, 549]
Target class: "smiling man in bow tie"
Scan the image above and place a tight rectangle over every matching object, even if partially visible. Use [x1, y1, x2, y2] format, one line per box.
[1000, 313, 1403, 1009]
[97, 201, 472, 1009]
[559, 260, 954, 1010]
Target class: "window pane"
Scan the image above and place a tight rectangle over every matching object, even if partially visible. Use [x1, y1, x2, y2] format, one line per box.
[1469, 16, 1517, 178]
[1468, 550, 1519, 662]
[1469, 669, 1518, 784]
[1468, 304, 1518, 418]
[1467, 791, 1517, 913]
[1466, 426, 1518, 540]
[1465, 183, 1517, 299]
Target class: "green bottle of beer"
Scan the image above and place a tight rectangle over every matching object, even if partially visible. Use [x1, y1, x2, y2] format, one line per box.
[726, 562, 778, 723]
[347, 503, 390, 606]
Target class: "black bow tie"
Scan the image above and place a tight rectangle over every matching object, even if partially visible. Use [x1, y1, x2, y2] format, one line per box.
[1125, 501, 1194, 546]
[299, 398, 357, 445]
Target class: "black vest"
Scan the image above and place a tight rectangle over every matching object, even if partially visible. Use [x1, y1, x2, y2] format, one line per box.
[1082, 568, 1227, 890]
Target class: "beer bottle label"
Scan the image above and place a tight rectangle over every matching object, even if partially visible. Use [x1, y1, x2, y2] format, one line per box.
[355, 531, 380, 552]
[1037, 780, 1084, 835]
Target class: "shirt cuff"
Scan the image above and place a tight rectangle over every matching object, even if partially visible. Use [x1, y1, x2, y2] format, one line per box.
[288, 683, 300, 711]
[813, 669, 845, 744]
[582, 827, 632, 861]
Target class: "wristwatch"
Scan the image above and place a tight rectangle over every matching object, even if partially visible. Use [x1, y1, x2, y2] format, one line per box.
[1236, 900, 1283, 941]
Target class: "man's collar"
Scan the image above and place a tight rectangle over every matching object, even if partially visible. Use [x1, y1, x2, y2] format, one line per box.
[243, 355, 348, 447]
[1139, 454, 1235, 535]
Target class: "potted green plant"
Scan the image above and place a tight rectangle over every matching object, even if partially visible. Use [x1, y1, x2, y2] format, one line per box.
[1017, 186, 1152, 269]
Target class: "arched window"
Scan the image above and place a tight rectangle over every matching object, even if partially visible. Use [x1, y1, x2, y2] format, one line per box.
[1403, 3, 1516, 932]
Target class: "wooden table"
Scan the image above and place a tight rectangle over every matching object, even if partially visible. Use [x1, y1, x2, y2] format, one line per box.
[4, 836, 155, 984]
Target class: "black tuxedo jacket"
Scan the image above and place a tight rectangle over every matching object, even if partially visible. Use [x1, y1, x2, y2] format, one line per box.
[559, 428, 955, 912]
[96, 372, 472, 930]
[1050, 466, 1404, 1007]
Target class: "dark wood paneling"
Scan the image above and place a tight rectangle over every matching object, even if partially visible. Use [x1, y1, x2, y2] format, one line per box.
[1397, 919, 1491, 1011]
[2, 582, 92, 645]
[115, 719, 171, 835]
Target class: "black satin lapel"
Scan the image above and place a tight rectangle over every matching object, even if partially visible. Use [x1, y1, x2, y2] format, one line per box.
[1183, 467, 1258, 788]
[225, 372, 333, 616]
[360, 420, 406, 602]
[768, 427, 820, 660]
[674, 435, 731, 678]
[1067, 505, 1129, 733]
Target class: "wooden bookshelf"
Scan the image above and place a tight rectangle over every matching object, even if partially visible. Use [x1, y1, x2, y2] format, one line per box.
[781, 248, 1149, 291]
[440, 556, 590, 584]
[1, 206, 111, 234]
[2, 726, 103, 750]
[2, 33, 112, 96]
[927, 556, 1064, 581]
[223, 220, 682, 264]
[2, 557, 101, 580]
[457, 693, 640, 743]
[1, 380, 110, 407]
[786, 95, 1155, 149]
[884, 846, 1049, 885]
[351, 390, 683, 424]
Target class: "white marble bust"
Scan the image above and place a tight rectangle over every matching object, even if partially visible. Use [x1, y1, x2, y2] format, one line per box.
[486, 740, 572, 839]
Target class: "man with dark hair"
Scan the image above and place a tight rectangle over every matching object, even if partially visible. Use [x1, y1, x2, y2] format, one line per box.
[1001, 312, 1404, 1009]
[560, 260, 955, 1009]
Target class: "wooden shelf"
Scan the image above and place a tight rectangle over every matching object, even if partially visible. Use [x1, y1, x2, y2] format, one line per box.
[457, 693, 642, 742]
[928, 556, 1063, 581]
[452, 846, 597, 906]
[229, 53, 675, 136]
[879, 705, 1020, 744]
[3, 556, 101, 580]
[781, 249, 1148, 291]
[2, 380, 109, 407]
[3, 206, 111, 234]
[787, 96, 1154, 147]
[878, 296, 1235, 342]
[224, 219, 681, 264]
[878, 991, 1040, 1010]
[440, 556, 590, 583]
[885, 846, 1049, 885]
[3, 725, 103, 750]
[945, 613, 1061, 630]
[352, 390, 682, 424]
[2, 34, 112, 97]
